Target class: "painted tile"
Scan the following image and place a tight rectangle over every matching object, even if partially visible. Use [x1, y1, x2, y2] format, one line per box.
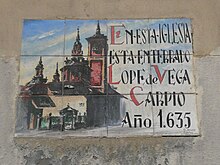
[107, 19, 150, 54]
[148, 18, 193, 55]
[21, 20, 65, 56]
[107, 55, 151, 95]
[16, 95, 108, 137]
[18, 55, 108, 136]
[151, 54, 196, 93]
[17, 18, 198, 137]
[16, 95, 62, 133]
[55, 95, 108, 137]
[61, 55, 108, 95]
[19, 56, 64, 96]
[64, 20, 108, 57]
[63, 20, 109, 95]
[152, 94, 199, 136]
[106, 94, 153, 137]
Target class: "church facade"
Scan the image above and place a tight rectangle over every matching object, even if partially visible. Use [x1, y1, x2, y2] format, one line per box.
[16, 22, 124, 132]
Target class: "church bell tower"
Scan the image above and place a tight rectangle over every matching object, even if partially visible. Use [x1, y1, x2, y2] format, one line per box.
[72, 27, 83, 56]
[33, 56, 47, 84]
[86, 21, 108, 93]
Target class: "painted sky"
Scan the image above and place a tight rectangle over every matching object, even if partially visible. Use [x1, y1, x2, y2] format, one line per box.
[20, 19, 193, 85]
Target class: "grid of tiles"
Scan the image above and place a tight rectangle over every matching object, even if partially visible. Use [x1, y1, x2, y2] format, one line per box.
[16, 19, 199, 137]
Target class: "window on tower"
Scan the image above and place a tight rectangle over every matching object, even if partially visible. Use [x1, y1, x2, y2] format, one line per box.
[90, 61, 103, 86]
[91, 43, 102, 56]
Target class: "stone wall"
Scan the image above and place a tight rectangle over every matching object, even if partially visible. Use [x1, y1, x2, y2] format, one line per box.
[0, 0, 220, 164]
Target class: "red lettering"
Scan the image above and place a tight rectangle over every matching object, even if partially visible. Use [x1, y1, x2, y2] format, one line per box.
[130, 86, 144, 106]
[108, 64, 120, 84]
[110, 25, 125, 45]
[111, 26, 115, 44]
[152, 65, 167, 84]
[116, 31, 121, 38]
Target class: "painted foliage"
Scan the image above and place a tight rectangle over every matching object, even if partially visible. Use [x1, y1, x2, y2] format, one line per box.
[16, 19, 198, 137]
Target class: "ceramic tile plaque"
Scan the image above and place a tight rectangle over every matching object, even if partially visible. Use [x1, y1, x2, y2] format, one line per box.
[16, 19, 199, 137]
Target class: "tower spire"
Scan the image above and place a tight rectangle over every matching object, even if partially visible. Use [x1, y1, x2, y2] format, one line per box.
[52, 62, 60, 82]
[96, 20, 101, 35]
[30, 56, 47, 84]
[76, 27, 80, 42]
[56, 62, 59, 74]
[35, 56, 44, 77]
[39, 56, 42, 64]
[72, 27, 83, 56]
